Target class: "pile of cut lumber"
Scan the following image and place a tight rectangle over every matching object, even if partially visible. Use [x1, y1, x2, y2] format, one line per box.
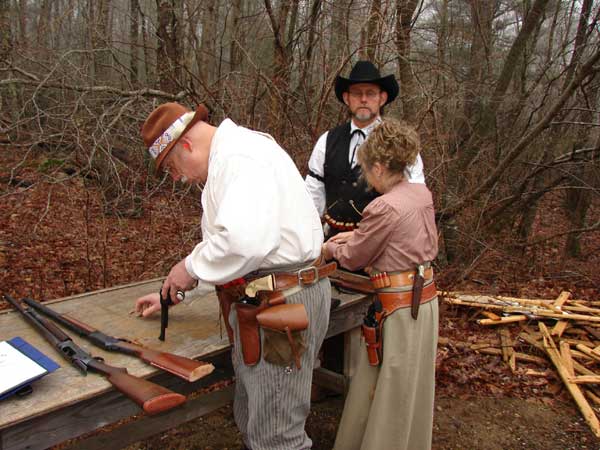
[443, 291, 600, 438]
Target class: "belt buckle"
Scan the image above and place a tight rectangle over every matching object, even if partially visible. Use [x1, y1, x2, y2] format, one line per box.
[298, 266, 319, 286]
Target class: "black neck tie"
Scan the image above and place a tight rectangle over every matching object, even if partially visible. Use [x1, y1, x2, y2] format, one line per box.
[350, 129, 366, 166]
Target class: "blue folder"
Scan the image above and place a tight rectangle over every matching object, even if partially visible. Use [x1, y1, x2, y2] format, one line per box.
[0, 336, 60, 400]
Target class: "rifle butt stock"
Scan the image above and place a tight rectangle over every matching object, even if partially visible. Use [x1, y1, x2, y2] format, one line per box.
[87, 359, 186, 415]
[115, 341, 215, 382]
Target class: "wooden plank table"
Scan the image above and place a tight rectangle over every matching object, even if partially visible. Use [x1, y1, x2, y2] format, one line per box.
[0, 278, 369, 450]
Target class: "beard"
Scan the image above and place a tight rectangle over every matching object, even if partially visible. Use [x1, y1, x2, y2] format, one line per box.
[352, 108, 376, 123]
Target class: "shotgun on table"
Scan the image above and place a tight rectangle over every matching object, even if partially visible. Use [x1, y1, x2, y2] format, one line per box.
[3, 294, 186, 415]
[21, 297, 214, 382]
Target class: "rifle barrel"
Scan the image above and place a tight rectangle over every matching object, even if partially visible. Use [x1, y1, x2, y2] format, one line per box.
[23, 297, 96, 335]
[22, 296, 214, 382]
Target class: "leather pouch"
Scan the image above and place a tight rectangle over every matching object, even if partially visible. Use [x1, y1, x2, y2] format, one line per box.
[361, 323, 382, 366]
[257, 304, 308, 369]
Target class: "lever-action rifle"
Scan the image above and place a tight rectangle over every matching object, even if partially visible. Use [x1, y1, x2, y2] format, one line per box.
[22, 297, 213, 382]
[4, 295, 186, 415]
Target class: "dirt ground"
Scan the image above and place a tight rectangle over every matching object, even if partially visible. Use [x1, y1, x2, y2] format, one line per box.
[123, 393, 597, 450]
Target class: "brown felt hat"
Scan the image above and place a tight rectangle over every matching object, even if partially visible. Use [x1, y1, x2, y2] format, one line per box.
[141, 102, 209, 173]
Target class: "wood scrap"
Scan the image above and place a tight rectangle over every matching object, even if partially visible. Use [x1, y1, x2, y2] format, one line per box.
[573, 359, 597, 376]
[500, 328, 512, 363]
[525, 369, 551, 377]
[481, 311, 502, 321]
[569, 376, 600, 384]
[445, 297, 600, 323]
[552, 291, 571, 310]
[477, 315, 528, 326]
[560, 341, 575, 377]
[583, 326, 600, 340]
[575, 344, 600, 363]
[438, 337, 547, 365]
[539, 323, 600, 438]
[551, 321, 568, 337]
[585, 389, 600, 407]
[444, 291, 600, 438]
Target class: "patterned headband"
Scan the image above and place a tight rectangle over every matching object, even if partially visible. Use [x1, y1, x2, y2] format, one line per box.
[148, 112, 195, 159]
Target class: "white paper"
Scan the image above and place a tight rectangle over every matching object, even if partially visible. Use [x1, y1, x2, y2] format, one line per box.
[0, 341, 48, 396]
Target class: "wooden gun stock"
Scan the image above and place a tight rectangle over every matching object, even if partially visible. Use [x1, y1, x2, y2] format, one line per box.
[113, 341, 214, 382]
[87, 358, 186, 415]
[329, 275, 375, 294]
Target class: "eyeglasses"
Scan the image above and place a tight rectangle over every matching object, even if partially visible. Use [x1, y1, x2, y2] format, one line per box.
[348, 90, 381, 99]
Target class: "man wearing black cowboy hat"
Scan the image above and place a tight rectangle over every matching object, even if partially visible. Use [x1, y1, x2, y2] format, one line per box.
[305, 60, 425, 236]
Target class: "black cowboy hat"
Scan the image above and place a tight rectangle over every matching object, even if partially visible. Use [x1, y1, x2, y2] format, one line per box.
[335, 61, 399, 105]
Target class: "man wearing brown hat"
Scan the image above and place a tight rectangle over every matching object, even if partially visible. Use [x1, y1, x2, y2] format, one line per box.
[305, 60, 425, 236]
[134, 102, 335, 450]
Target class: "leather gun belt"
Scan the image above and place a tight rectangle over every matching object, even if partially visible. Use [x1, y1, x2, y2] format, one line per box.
[377, 281, 437, 314]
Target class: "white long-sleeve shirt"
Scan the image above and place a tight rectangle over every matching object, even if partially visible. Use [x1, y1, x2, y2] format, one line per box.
[185, 119, 324, 299]
[305, 118, 426, 216]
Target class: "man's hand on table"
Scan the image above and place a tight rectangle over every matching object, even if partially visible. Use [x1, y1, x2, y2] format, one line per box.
[134, 259, 196, 317]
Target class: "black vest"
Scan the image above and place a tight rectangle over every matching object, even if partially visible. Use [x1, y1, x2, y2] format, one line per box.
[323, 122, 379, 227]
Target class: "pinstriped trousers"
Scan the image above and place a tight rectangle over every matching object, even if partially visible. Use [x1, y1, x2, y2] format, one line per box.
[229, 278, 331, 450]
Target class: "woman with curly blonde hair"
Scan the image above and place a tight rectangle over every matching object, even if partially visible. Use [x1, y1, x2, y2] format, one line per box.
[324, 119, 438, 450]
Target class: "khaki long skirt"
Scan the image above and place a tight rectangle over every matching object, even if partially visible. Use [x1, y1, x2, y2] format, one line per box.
[333, 298, 439, 450]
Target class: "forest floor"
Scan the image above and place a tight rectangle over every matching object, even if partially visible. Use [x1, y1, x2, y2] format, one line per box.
[1, 150, 599, 449]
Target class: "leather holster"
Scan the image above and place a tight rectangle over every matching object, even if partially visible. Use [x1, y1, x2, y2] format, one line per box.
[235, 301, 269, 366]
[361, 322, 382, 366]
[215, 286, 243, 345]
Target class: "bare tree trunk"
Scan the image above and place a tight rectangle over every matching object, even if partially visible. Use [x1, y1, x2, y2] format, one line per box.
[395, 0, 419, 120]
[435, 0, 448, 92]
[199, 0, 217, 85]
[140, 4, 152, 85]
[328, 0, 350, 71]
[364, 0, 381, 62]
[36, 0, 51, 49]
[264, 0, 297, 138]
[17, 0, 27, 49]
[92, 0, 112, 83]
[562, 0, 595, 257]
[463, 0, 494, 127]
[544, 0, 562, 66]
[130, 0, 140, 87]
[156, 0, 182, 93]
[230, 0, 244, 73]
[489, 0, 550, 111]
[439, 0, 494, 263]
[298, 0, 322, 90]
[0, 0, 11, 64]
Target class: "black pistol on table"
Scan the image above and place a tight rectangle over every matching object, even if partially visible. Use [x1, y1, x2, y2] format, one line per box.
[159, 290, 174, 341]
[21, 297, 214, 382]
[3, 294, 186, 415]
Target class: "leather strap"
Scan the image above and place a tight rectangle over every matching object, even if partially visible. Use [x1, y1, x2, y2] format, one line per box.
[268, 261, 338, 291]
[371, 268, 434, 289]
[377, 281, 437, 314]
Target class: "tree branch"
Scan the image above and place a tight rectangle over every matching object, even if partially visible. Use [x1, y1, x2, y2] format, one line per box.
[445, 46, 600, 216]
